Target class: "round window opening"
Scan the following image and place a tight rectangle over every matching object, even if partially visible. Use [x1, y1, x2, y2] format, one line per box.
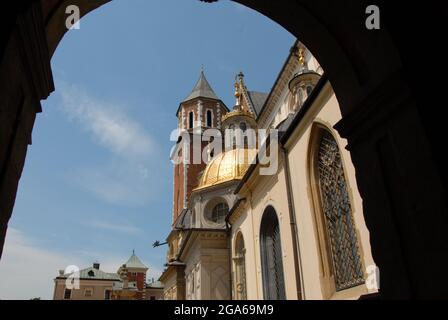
[210, 203, 229, 224]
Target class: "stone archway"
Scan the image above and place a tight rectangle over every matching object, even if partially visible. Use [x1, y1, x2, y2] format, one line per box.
[1, 0, 448, 299]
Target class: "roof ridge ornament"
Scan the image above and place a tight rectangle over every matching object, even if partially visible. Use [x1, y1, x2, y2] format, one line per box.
[234, 74, 241, 108]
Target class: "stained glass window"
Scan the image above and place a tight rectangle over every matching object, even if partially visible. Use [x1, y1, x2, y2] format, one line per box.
[316, 130, 364, 291]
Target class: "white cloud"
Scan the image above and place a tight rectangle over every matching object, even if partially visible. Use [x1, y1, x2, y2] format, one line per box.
[0, 229, 163, 300]
[55, 81, 168, 206]
[57, 81, 156, 161]
[0, 228, 87, 300]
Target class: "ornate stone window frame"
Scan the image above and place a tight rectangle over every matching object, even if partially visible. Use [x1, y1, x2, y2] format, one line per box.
[308, 122, 365, 299]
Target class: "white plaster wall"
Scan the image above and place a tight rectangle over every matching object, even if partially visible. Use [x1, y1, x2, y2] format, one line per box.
[231, 85, 376, 300]
[286, 87, 376, 299]
[232, 160, 300, 300]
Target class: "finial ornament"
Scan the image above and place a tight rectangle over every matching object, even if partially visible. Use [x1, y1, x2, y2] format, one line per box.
[234, 74, 241, 107]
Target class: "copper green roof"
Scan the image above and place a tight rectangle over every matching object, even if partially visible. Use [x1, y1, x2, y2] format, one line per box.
[124, 252, 148, 270]
[59, 267, 121, 281]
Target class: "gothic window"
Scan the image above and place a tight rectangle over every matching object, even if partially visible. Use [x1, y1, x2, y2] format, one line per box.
[260, 206, 286, 300]
[211, 203, 229, 223]
[189, 111, 194, 129]
[234, 233, 247, 300]
[207, 110, 213, 127]
[311, 127, 364, 293]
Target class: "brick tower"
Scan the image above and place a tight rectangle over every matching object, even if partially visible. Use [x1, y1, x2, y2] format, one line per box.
[171, 70, 228, 225]
[117, 251, 149, 300]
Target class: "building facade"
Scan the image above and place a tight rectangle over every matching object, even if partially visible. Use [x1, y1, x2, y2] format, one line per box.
[53, 252, 163, 300]
[160, 40, 379, 300]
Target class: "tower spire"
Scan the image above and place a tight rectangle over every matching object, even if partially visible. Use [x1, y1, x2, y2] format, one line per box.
[183, 68, 220, 103]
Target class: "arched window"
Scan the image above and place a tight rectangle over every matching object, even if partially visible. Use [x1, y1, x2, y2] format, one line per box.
[306, 85, 313, 96]
[234, 233, 247, 300]
[189, 111, 194, 129]
[311, 127, 364, 293]
[239, 122, 247, 132]
[260, 206, 286, 300]
[206, 110, 213, 127]
[211, 203, 228, 223]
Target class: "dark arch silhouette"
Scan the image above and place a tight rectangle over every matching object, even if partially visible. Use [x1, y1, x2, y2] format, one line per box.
[1, 0, 448, 298]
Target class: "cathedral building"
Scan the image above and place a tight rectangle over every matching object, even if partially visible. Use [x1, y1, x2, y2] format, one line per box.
[159, 40, 378, 300]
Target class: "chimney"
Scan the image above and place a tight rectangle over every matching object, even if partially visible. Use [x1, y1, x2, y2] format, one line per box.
[93, 262, 100, 270]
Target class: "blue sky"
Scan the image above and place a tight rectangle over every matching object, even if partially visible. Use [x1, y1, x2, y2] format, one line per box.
[0, 0, 294, 299]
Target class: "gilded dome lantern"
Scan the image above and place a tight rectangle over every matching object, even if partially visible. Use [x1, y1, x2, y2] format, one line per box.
[195, 72, 258, 192]
[288, 46, 321, 112]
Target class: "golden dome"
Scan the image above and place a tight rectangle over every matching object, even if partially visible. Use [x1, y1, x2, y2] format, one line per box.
[221, 109, 255, 123]
[195, 148, 257, 191]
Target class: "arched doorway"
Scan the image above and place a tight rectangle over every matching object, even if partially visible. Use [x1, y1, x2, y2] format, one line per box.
[1, 0, 448, 298]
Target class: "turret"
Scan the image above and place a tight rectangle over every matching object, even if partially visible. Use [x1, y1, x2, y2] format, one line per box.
[172, 69, 228, 225]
